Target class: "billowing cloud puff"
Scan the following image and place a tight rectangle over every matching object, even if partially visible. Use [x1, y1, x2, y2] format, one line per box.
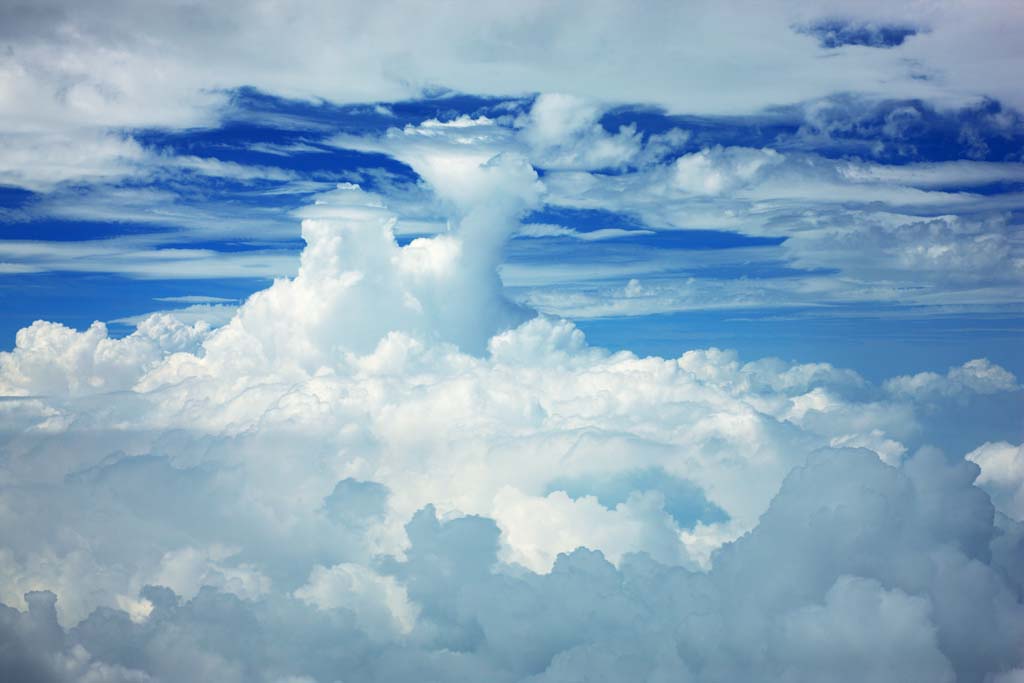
[0, 449, 1021, 682]
[0, 315, 209, 396]
[521, 94, 646, 171]
[884, 358, 1019, 400]
[672, 146, 785, 196]
[968, 441, 1024, 521]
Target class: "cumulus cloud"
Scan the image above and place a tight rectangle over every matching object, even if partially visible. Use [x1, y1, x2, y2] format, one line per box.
[520, 94, 644, 171]
[968, 441, 1024, 520]
[0, 449, 1021, 682]
[294, 562, 418, 638]
[1, 163, 1022, 679]
[884, 358, 1019, 400]
[672, 146, 785, 195]
[2, 5, 1024, 675]
[0, 315, 209, 396]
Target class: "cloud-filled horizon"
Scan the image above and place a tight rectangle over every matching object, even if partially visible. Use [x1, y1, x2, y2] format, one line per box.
[1, 2, 1023, 682]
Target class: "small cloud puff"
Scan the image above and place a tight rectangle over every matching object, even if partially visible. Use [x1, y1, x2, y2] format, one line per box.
[884, 358, 1019, 400]
[968, 441, 1024, 520]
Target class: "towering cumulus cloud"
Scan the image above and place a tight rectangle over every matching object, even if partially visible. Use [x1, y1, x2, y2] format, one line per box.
[1, 121, 1022, 681]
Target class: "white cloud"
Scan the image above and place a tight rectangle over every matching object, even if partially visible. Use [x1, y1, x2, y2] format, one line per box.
[113, 304, 238, 329]
[520, 93, 643, 170]
[0, 130, 147, 191]
[148, 545, 271, 603]
[2, 0, 1022, 134]
[884, 358, 1019, 400]
[830, 429, 907, 466]
[967, 441, 1024, 520]
[672, 146, 784, 195]
[493, 487, 691, 572]
[528, 148, 1024, 315]
[294, 563, 418, 638]
[3, 0, 1020, 209]
[162, 155, 298, 183]
[2, 9, 1024, 674]
[0, 315, 210, 396]
[837, 160, 1024, 188]
[0, 235, 298, 280]
[517, 224, 655, 241]
[1, 445, 1019, 681]
[1, 185, 1018, 649]
[772, 576, 954, 683]
[0, 131, 302, 192]
[153, 296, 239, 304]
[246, 141, 330, 157]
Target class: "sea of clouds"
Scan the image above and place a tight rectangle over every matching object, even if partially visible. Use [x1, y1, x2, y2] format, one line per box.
[1, 115, 1023, 681]
[3, 2, 1024, 674]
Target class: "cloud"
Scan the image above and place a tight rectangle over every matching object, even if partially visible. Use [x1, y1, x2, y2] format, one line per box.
[3, 86, 1021, 322]
[1, 448, 1021, 682]
[520, 93, 644, 171]
[294, 563, 418, 638]
[0, 213, 1022, 679]
[671, 146, 785, 196]
[0, 315, 209, 396]
[780, 95, 1024, 162]
[516, 224, 655, 241]
[177, 183, 532, 362]
[153, 296, 239, 304]
[147, 545, 271, 604]
[783, 214, 1024, 291]
[547, 467, 729, 528]
[2, 0, 1022, 232]
[528, 142, 1024, 316]
[884, 358, 1019, 400]
[0, 235, 298, 280]
[2, 5, 1024, 676]
[0, 130, 147, 192]
[967, 441, 1024, 520]
[772, 575, 952, 681]
[112, 304, 239, 329]
[246, 141, 331, 157]
[830, 429, 907, 466]
[0, 132, 301, 192]
[836, 160, 1024, 188]
[161, 155, 299, 183]
[543, 144, 1019, 222]
[3, 0, 1022, 129]
[0, 185, 1018, 596]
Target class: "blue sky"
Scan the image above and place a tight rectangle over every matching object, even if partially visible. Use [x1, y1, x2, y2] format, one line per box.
[1, 3, 1024, 682]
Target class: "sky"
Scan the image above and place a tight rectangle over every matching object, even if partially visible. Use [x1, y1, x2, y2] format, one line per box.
[0, 1, 1023, 682]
